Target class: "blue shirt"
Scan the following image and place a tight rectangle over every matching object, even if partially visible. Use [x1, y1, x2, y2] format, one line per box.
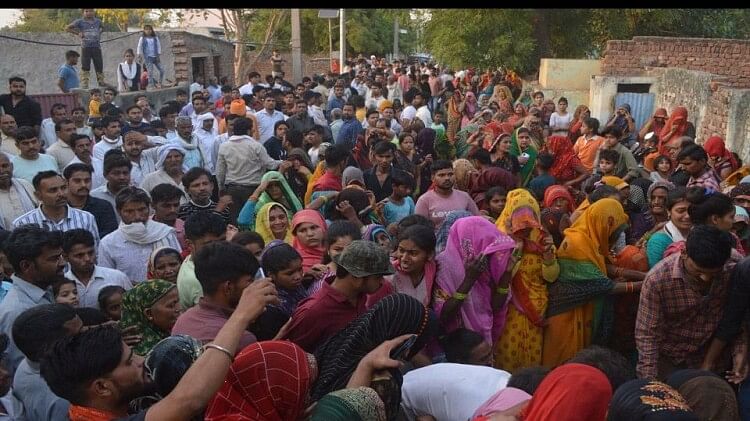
[336, 118, 364, 149]
[58, 64, 79, 92]
[327, 96, 346, 113]
[71, 17, 102, 48]
[383, 196, 415, 226]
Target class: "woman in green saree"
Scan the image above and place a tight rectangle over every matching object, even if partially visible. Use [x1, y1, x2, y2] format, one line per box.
[510, 127, 538, 187]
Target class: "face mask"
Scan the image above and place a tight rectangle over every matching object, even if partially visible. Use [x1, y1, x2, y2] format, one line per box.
[120, 221, 150, 242]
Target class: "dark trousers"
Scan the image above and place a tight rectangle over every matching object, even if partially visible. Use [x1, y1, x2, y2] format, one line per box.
[81, 47, 103, 73]
[225, 183, 257, 226]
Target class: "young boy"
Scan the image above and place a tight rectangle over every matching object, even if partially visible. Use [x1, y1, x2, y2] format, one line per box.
[528, 152, 556, 202]
[381, 171, 416, 227]
[88, 88, 102, 123]
[597, 148, 620, 177]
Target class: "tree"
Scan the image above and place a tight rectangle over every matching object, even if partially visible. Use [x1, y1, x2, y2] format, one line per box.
[8, 9, 167, 32]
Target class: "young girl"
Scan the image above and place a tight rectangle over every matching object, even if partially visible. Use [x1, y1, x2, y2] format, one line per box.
[117, 48, 142, 92]
[137, 25, 164, 89]
[483, 186, 507, 222]
[98, 285, 126, 321]
[53, 277, 79, 307]
[650, 155, 673, 183]
[391, 224, 437, 306]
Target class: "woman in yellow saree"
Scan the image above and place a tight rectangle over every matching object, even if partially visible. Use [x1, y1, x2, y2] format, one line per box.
[494, 189, 559, 372]
[542, 198, 630, 368]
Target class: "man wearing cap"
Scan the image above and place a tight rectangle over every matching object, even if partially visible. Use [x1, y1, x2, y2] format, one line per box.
[282, 240, 394, 352]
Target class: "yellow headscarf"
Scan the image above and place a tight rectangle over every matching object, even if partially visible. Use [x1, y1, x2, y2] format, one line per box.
[254, 202, 292, 244]
[601, 176, 628, 190]
[558, 198, 628, 273]
[304, 161, 326, 205]
[496, 189, 542, 241]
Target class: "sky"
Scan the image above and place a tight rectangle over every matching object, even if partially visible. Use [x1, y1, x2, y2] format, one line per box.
[0, 9, 20, 28]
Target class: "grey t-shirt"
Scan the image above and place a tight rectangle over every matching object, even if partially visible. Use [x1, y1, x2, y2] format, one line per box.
[72, 17, 102, 48]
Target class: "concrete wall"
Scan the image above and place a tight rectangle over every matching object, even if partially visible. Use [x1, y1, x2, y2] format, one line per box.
[75, 84, 189, 113]
[588, 75, 659, 125]
[539, 59, 601, 90]
[652, 68, 714, 140]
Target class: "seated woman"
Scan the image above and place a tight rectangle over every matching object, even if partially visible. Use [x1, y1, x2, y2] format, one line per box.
[148, 247, 182, 283]
[543, 135, 588, 187]
[645, 187, 690, 268]
[390, 225, 437, 306]
[253, 202, 292, 244]
[237, 171, 302, 231]
[119, 279, 180, 356]
[291, 209, 327, 273]
[704, 136, 740, 180]
[488, 132, 520, 176]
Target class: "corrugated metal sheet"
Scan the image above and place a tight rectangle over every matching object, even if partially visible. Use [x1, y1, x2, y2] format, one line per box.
[29, 93, 81, 119]
[614, 93, 655, 133]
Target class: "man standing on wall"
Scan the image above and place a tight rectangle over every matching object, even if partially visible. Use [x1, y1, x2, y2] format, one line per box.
[66, 9, 106, 89]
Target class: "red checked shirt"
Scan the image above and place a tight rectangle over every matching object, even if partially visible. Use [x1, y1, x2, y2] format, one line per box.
[635, 251, 742, 379]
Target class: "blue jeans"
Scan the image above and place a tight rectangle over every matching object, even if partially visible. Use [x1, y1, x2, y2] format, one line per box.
[144, 56, 164, 86]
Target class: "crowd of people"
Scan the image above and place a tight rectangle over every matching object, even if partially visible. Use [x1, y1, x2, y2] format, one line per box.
[1, 32, 750, 421]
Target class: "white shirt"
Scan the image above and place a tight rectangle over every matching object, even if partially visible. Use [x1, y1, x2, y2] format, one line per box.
[238, 82, 255, 97]
[93, 136, 122, 161]
[193, 128, 218, 172]
[39, 118, 57, 149]
[45, 139, 76, 172]
[0, 179, 37, 230]
[308, 105, 327, 127]
[64, 265, 133, 308]
[190, 112, 219, 137]
[416, 105, 433, 126]
[98, 228, 181, 283]
[401, 105, 417, 123]
[256, 108, 287, 144]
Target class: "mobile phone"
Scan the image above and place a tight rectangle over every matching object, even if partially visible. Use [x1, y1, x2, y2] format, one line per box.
[389, 335, 418, 360]
[258, 267, 266, 278]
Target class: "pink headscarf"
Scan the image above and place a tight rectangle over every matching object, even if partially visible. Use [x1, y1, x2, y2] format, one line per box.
[473, 387, 532, 418]
[291, 210, 328, 272]
[435, 216, 515, 344]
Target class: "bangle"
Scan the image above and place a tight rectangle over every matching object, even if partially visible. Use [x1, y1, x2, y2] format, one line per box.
[452, 291, 468, 301]
[496, 285, 509, 295]
[626, 282, 633, 293]
[320, 195, 328, 204]
[204, 343, 234, 361]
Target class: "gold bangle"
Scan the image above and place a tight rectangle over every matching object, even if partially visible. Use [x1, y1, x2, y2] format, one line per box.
[496, 285, 510, 295]
[204, 343, 234, 361]
[452, 291, 468, 301]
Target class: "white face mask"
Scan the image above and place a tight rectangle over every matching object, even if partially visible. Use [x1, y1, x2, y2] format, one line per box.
[119, 221, 150, 242]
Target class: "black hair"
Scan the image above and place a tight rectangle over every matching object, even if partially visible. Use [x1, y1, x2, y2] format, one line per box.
[372, 140, 396, 155]
[13, 303, 78, 362]
[430, 159, 453, 173]
[397, 214, 435, 231]
[75, 307, 108, 326]
[366, 108, 380, 119]
[397, 224, 436, 254]
[516, 127, 531, 137]
[261, 242, 302, 274]
[536, 152, 554, 171]
[69, 133, 91, 148]
[101, 116, 120, 129]
[232, 117, 252, 136]
[667, 186, 688, 210]
[569, 345, 635, 391]
[62, 228, 95, 253]
[71, 106, 86, 114]
[49, 103, 67, 115]
[507, 366, 551, 395]
[40, 325, 124, 405]
[97, 286, 126, 312]
[677, 144, 708, 162]
[326, 220, 361, 245]
[653, 155, 672, 171]
[184, 211, 226, 241]
[9, 76, 26, 85]
[468, 148, 492, 166]
[582, 117, 600, 134]
[32, 170, 61, 191]
[350, 95, 365, 108]
[158, 104, 179, 119]
[4, 225, 63, 273]
[194, 241, 259, 295]
[685, 224, 734, 269]
[601, 126, 623, 140]
[221, 85, 232, 93]
[598, 148, 620, 164]
[324, 144, 349, 168]
[231, 231, 265, 248]
[52, 276, 76, 298]
[103, 152, 132, 176]
[175, 88, 187, 97]
[286, 128, 304, 148]
[391, 171, 415, 189]
[54, 118, 74, 133]
[328, 188, 370, 223]
[439, 328, 485, 364]
[182, 167, 212, 190]
[150, 183, 184, 205]
[558, 96, 568, 104]
[273, 119, 289, 133]
[685, 187, 734, 225]
[115, 187, 150, 210]
[125, 104, 141, 114]
[589, 184, 620, 203]
[191, 95, 206, 105]
[14, 126, 36, 141]
[485, 186, 507, 203]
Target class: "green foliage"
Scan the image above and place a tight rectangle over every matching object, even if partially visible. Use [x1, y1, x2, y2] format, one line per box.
[9, 9, 162, 32]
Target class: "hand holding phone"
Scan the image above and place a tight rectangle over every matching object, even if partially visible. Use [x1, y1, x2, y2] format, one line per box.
[389, 335, 418, 361]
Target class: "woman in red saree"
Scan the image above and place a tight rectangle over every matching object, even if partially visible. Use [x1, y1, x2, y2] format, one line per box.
[543, 136, 589, 186]
[568, 105, 590, 143]
[658, 106, 690, 159]
[704, 135, 739, 180]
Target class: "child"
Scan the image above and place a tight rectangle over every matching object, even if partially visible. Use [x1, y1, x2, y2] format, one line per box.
[137, 24, 164, 89]
[98, 285, 126, 321]
[597, 148, 620, 177]
[528, 152, 556, 202]
[482, 186, 507, 221]
[53, 277, 79, 307]
[650, 155, 673, 183]
[88, 88, 102, 123]
[382, 171, 416, 227]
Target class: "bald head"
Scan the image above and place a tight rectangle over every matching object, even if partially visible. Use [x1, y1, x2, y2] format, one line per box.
[0, 114, 17, 137]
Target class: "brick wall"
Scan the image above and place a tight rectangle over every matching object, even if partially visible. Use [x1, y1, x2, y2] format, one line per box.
[242, 52, 334, 83]
[170, 32, 234, 84]
[602, 36, 750, 88]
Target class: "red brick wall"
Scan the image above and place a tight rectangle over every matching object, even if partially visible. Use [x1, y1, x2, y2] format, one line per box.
[602, 36, 750, 88]
[244, 52, 334, 82]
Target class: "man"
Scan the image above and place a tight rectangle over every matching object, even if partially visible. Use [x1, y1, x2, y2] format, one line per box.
[205, 76, 221, 102]
[364, 141, 410, 202]
[305, 91, 327, 127]
[93, 116, 123, 160]
[283, 240, 393, 352]
[413, 91, 433, 127]
[381, 104, 402, 136]
[636, 225, 742, 380]
[335, 102, 363, 149]
[136, 95, 159, 124]
[179, 168, 230, 222]
[174, 116, 211, 171]
[593, 126, 641, 181]
[309, 143, 347, 201]
[120, 105, 151, 136]
[39, 279, 279, 421]
[10, 127, 57, 184]
[256, 95, 287, 144]
[66, 9, 105, 89]
[176, 212, 227, 309]
[139, 145, 187, 200]
[216, 117, 284, 224]
[305, 125, 325, 167]
[62, 229, 131, 308]
[365, 81, 386, 111]
[327, 84, 347, 116]
[0, 77, 42, 133]
[0, 226, 62, 374]
[286, 99, 315, 135]
[40, 103, 68, 150]
[573, 117, 605, 173]
[679, 144, 722, 191]
[0, 152, 37, 230]
[70, 106, 93, 139]
[193, 113, 218, 172]
[13, 171, 100, 242]
[239, 71, 261, 97]
[401, 89, 418, 128]
[12, 304, 79, 420]
[98, 187, 181, 283]
[90, 152, 132, 219]
[45, 118, 78, 171]
[158, 103, 179, 140]
[102, 86, 117, 106]
[150, 183, 188, 251]
[65, 134, 105, 189]
[189, 96, 219, 137]
[415, 159, 481, 230]
[121, 131, 158, 186]
[0, 114, 21, 156]
[173, 240, 262, 347]
[64, 163, 118, 237]
[57, 50, 80, 93]
[178, 90, 203, 117]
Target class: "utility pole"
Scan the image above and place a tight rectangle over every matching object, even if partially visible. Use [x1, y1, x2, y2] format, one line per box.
[393, 18, 399, 60]
[291, 8, 302, 83]
[339, 8, 346, 74]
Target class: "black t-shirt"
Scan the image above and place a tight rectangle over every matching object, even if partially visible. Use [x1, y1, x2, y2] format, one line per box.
[0, 94, 42, 128]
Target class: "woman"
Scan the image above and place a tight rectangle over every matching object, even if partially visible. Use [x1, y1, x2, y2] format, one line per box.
[568, 104, 590, 143]
[238, 172, 301, 231]
[506, 103, 527, 128]
[254, 202, 292, 244]
[494, 190, 559, 371]
[205, 341, 316, 421]
[394, 132, 424, 180]
[607, 379, 699, 421]
[541, 185, 575, 247]
[443, 89, 462, 157]
[666, 369, 739, 421]
[117, 48, 142, 92]
[147, 247, 182, 283]
[490, 85, 513, 116]
[311, 293, 433, 401]
[542, 198, 636, 367]
[704, 135, 739, 180]
[541, 99, 556, 128]
[549, 97, 572, 136]
[488, 133, 520, 175]
[119, 280, 180, 356]
[646, 181, 674, 226]
[292, 209, 327, 273]
[461, 91, 479, 128]
[658, 106, 690, 158]
[363, 224, 391, 252]
[264, 120, 289, 160]
[606, 103, 636, 146]
[434, 216, 516, 347]
[312, 387, 386, 421]
[510, 127, 538, 187]
[520, 364, 612, 421]
[136, 25, 164, 89]
[391, 225, 437, 306]
[453, 159, 516, 211]
[646, 187, 690, 268]
[544, 135, 588, 186]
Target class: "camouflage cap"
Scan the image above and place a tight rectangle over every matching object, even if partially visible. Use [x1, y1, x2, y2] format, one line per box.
[332, 240, 395, 278]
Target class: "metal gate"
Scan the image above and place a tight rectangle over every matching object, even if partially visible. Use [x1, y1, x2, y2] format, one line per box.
[614, 93, 655, 134]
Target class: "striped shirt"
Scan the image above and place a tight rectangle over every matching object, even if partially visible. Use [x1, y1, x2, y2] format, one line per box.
[12, 205, 100, 244]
